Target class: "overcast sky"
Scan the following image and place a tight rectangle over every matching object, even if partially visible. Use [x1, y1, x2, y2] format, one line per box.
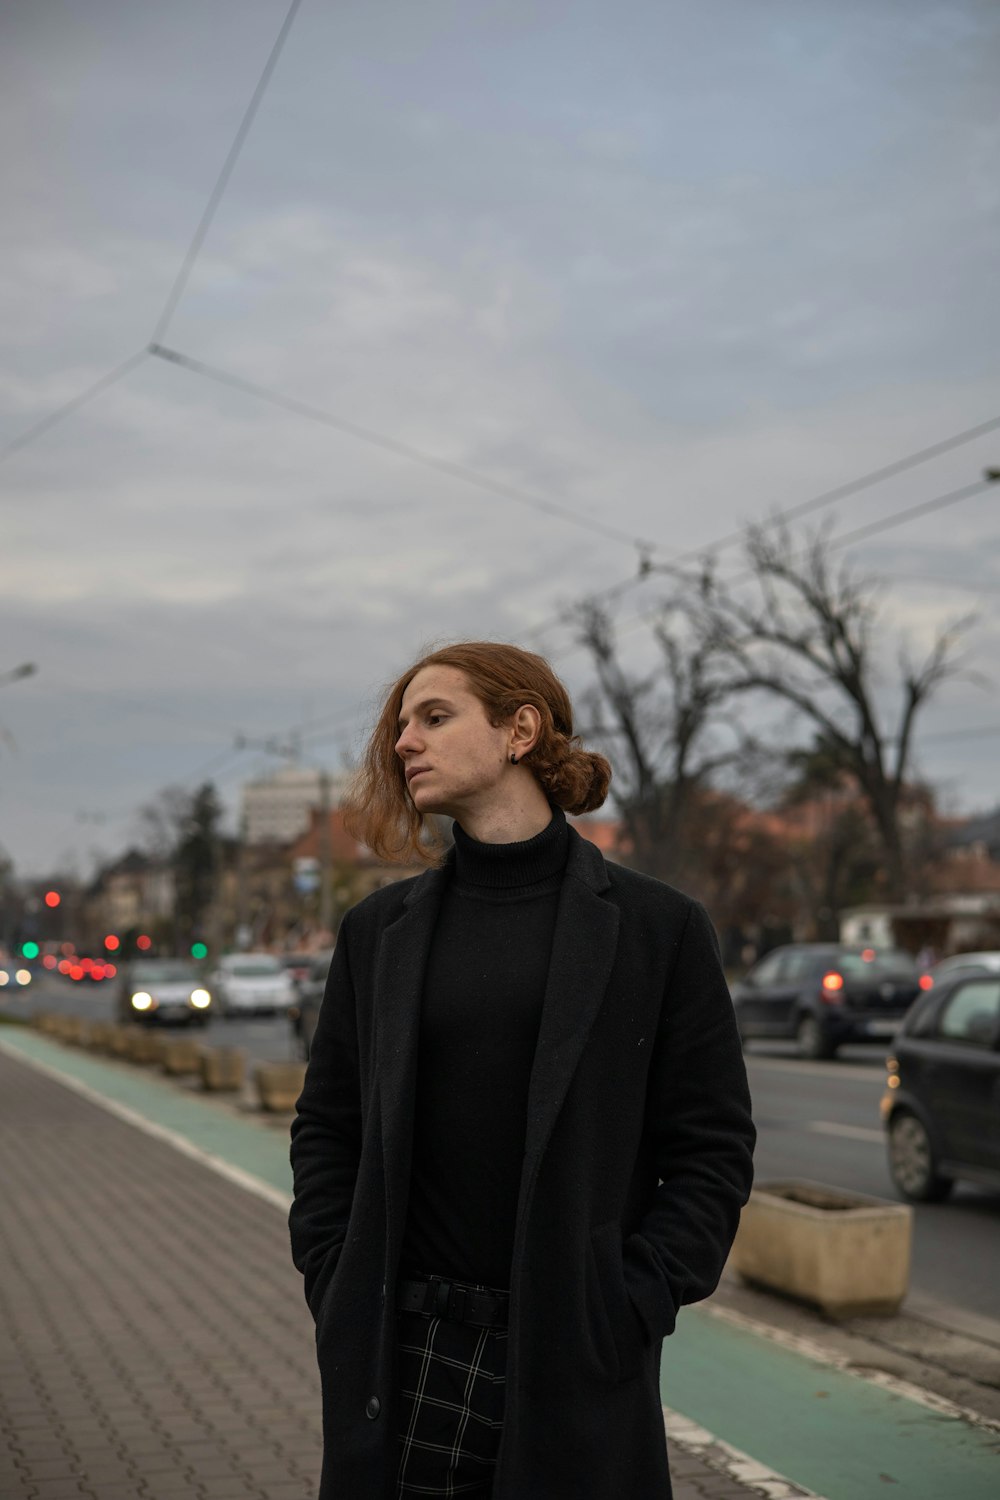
[2, 0, 999, 879]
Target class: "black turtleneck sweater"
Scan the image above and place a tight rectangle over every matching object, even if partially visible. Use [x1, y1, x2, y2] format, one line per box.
[400, 807, 569, 1291]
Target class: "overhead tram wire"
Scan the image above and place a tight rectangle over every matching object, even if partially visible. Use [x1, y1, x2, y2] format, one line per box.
[524, 421, 1000, 646]
[149, 0, 304, 346]
[549, 471, 1000, 662]
[1, 3, 301, 468]
[0, 350, 148, 467]
[147, 344, 655, 552]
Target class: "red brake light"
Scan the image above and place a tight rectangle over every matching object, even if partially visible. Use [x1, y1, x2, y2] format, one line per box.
[861, 948, 875, 962]
[821, 971, 845, 998]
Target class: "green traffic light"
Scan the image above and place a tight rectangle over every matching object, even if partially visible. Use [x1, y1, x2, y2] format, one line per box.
[191, 942, 208, 960]
[21, 941, 40, 960]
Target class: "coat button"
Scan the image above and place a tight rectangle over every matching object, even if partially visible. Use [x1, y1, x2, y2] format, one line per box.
[366, 1396, 381, 1419]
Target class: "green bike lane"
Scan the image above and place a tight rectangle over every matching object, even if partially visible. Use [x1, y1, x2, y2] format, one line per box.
[3, 1025, 998, 1499]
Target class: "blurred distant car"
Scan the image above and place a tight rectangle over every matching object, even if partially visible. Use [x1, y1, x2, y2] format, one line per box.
[882, 972, 1000, 1201]
[0, 965, 33, 989]
[116, 958, 212, 1026]
[731, 944, 921, 1060]
[288, 949, 334, 1060]
[211, 953, 295, 1017]
[923, 952, 1000, 987]
[279, 953, 314, 994]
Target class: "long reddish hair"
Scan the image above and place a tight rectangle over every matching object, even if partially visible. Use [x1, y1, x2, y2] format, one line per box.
[343, 641, 611, 864]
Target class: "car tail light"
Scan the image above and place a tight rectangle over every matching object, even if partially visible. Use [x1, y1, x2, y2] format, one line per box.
[820, 971, 845, 1003]
[918, 974, 934, 991]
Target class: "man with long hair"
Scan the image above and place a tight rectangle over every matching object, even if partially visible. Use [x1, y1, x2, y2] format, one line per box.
[289, 641, 755, 1500]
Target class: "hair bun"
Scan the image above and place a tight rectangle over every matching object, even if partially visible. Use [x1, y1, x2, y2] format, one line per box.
[534, 739, 610, 816]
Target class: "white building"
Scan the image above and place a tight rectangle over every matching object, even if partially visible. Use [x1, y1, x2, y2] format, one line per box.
[241, 766, 351, 846]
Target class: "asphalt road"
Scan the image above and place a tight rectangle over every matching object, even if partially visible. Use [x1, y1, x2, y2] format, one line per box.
[10, 975, 1000, 1323]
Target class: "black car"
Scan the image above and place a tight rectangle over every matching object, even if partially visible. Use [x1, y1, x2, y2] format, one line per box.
[883, 973, 1000, 1201]
[731, 944, 921, 1059]
[288, 949, 333, 1061]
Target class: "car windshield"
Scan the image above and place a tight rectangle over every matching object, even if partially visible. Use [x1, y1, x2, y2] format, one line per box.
[131, 962, 200, 983]
[834, 949, 917, 978]
[228, 959, 281, 977]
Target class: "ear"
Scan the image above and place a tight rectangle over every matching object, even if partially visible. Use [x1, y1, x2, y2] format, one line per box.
[510, 704, 542, 757]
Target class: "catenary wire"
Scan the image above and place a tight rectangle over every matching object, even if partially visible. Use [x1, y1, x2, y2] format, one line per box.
[548, 474, 998, 661]
[148, 343, 655, 551]
[149, 0, 304, 346]
[524, 422, 1000, 645]
[0, 350, 149, 467]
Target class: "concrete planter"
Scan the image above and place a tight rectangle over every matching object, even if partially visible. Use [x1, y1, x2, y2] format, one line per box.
[199, 1046, 247, 1093]
[729, 1179, 913, 1318]
[161, 1037, 203, 1076]
[254, 1061, 307, 1113]
[125, 1029, 165, 1066]
[107, 1026, 133, 1058]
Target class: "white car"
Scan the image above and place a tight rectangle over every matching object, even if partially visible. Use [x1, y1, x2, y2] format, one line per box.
[211, 953, 295, 1017]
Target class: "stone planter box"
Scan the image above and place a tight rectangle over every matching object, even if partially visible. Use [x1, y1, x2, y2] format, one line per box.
[125, 1029, 165, 1066]
[161, 1037, 203, 1076]
[87, 1021, 115, 1053]
[729, 1179, 913, 1318]
[199, 1046, 247, 1093]
[254, 1061, 307, 1114]
[107, 1026, 133, 1058]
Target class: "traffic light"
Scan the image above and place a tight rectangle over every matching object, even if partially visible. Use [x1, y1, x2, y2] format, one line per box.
[104, 934, 120, 953]
[136, 934, 152, 952]
[190, 942, 208, 960]
[21, 941, 40, 960]
[44, 890, 61, 909]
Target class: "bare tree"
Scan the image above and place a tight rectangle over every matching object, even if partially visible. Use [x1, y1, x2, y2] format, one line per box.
[672, 519, 977, 901]
[573, 599, 759, 888]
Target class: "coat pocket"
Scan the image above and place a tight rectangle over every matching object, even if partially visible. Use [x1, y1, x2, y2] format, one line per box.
[585, 1221, 648, 1384]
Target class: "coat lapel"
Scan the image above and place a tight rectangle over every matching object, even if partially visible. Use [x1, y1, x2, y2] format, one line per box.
[374, 861, 450, 1241]
[522, 830, 620, 1166]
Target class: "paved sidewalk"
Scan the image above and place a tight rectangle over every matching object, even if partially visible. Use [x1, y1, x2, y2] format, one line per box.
[0, 1045, 773, 1500]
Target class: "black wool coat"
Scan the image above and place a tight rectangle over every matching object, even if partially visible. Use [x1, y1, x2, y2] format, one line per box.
[289, 826, 755, 1500]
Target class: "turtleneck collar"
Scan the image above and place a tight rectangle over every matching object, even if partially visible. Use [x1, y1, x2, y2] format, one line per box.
[450, 806, 569, 893]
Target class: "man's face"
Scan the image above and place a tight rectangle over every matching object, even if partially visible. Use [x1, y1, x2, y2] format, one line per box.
[395, 665, 510, 821]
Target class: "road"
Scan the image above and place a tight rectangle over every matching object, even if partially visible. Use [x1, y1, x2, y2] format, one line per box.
[9, 975, 1000, 1323]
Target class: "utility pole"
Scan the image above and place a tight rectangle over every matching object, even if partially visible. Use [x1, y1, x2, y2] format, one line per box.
[318, 769, 333, 937]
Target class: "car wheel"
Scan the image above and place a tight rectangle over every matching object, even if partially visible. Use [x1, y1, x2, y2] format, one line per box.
[888, 1111, 953, 1203]
[796, 1014, 835, 1061]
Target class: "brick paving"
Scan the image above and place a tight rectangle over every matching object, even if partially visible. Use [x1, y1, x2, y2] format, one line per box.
[0, 1046, 777, 1500]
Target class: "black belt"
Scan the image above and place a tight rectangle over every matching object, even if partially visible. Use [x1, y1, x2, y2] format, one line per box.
[396, 1275, 510, 1329]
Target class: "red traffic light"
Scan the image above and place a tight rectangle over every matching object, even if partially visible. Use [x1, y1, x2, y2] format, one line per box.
[44, 890, 61, 908]
[104, 934, 120, 952]
[137, 934, 152, 952]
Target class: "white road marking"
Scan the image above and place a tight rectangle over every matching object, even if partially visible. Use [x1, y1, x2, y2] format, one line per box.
[663, 1407, 826, 1497]
[805, 1120, 885, 1143]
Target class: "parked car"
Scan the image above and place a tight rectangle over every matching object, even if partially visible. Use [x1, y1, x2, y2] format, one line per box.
[923, 951, 1000, 987]
[731, 944, 921, 1059]
[116, 958, 212, 1026]
[882, 972, 1000, 1201]
[288, 949, 334, 1060]
[210, 953, 295, 1017]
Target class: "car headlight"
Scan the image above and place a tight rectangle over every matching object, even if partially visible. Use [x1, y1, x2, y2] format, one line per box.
[0, 970, 9, 986]
[16, 969, 32, 985]
[131, 991, 153, 1011]
[190, 988, 211, 1009]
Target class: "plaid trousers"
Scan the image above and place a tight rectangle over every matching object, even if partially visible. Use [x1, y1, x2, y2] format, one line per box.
[394, 1281, 509, 1498]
